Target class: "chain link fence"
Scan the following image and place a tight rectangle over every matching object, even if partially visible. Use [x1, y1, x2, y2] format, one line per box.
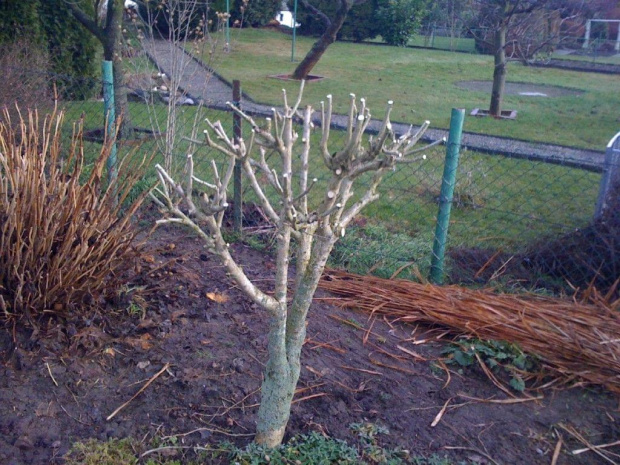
[1, 64, 617, 297]
[408, 26, 620, 67]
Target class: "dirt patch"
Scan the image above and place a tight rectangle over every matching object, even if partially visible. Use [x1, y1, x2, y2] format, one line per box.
[269, 74, 325, 82]
[455, 80, 585, 98]
[1, 211, 619, 464]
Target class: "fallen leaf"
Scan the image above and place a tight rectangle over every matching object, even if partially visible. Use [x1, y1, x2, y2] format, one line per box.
[140, 333, 153, 350]
[103, 347, 116, 357]
[206, 292, 229, 303]
[143, 255, 156, 264]
[171, 310, 187, 322]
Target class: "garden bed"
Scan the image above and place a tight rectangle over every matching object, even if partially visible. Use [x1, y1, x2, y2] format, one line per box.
[1, 208, 618, 464]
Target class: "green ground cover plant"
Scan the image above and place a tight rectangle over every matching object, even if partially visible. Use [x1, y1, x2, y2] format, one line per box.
[196, 28, 618, 150]
[65, 427, 461, 464]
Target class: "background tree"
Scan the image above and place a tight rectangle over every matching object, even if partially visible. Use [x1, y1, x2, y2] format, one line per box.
[291, 0, 368, 80]
[292, 0, 381, 42]
[66, 0, 132, 137]
[153, 87, 437, 446]
[377, 0, 428, 47]
[470, 0, 584, 117]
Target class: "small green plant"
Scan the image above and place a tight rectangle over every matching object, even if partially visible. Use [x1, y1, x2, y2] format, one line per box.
[227, 432, 361, 464]
[441, 338, 537, 392]
[350, 422, 412, 464]
[64, 438, 138, 465]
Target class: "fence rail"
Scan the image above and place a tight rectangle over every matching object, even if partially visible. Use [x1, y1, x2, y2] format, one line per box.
[1, 66, 617, 297]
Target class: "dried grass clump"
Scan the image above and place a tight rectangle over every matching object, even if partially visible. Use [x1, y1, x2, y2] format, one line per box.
[320, 269, 620, 394]
[0, 107, 151, 327]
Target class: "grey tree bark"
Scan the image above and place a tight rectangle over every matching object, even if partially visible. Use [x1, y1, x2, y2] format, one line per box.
[66, 0, 132, 138]
[152, 85, 441, 447]
[489, 23, 507, 117]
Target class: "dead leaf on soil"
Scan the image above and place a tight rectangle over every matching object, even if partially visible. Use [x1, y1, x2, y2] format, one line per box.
[35, 401, 58, 418]
[103, 347, 116, 357]
[125, 333, 154, 350]
[206, 292, 229, 303]
[136, 319, 159, 330]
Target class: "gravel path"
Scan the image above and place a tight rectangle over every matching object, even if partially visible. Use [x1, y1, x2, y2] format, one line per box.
[144, 40, 605, 172]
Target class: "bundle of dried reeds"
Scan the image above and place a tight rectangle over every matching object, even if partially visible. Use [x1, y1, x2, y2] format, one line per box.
[319, 269, 620, 394]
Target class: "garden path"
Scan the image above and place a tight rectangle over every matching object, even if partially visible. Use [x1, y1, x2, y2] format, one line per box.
[144, 39, 605, 171]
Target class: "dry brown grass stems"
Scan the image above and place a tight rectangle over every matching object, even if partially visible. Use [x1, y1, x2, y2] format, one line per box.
[0, 106, 152, 331]
[320, 269, 620, 394]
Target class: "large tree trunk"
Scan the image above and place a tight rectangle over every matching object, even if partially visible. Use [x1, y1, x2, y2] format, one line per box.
[68, 0, 132, 138]
[489, 23, 507, 117]
[103, 1, 132, 139]
[291, 1, 351, 80]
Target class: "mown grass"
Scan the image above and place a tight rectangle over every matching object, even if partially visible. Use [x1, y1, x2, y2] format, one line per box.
[196, 28, 618, 150]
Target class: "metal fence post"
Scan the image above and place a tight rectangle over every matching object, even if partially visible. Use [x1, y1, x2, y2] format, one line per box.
[429, 108, 465, 285]
[595, 131, 620, 220]
[233, 80, 243, 233]
[101, 60, 118, 188]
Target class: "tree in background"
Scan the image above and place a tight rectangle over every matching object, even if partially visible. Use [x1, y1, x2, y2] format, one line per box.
[291, 0, 381, 42]
[291, 0, 368, 80]
[66, 0, 132, 138]
[377, 0, 428, 46]
[0, 0, 97, 100]
[470, 0, 584, 117]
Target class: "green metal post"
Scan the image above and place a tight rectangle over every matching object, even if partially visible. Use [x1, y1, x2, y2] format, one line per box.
[233, 80, 243, 233]
[226, 0, 230, 49]
[429, 108, 465, 285]
[101, 60, 118, 187]
[291, 0, 298, 62]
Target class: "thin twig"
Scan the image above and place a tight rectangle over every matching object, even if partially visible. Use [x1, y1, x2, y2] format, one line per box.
[443, 446, 500, 465]
[107, 363, 170, 421]
[45, 362, 59, 387]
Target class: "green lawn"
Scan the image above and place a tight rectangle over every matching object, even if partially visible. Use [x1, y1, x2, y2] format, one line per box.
[60, 98, 601, 283]
[201, 28, 619, 151]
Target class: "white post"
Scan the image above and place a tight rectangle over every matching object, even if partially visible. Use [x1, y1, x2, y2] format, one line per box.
[615, 26, 620, 52]
[583, 19, 591, 49]
[595, 132, 620, 220]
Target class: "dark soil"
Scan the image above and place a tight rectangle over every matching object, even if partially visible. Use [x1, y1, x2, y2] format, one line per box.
[1, 215, 619, 464]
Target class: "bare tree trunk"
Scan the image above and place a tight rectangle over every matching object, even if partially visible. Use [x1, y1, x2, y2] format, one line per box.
[291, 1, 350, 80]
[68, 0, 132, 138]
[489, 24, 507, 117]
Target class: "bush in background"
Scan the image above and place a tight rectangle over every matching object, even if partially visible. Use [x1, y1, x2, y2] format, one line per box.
[0, 40, 53, 126]
[0, 0, 97, 100]
[0, 107, 151, 328]
[377, 0, 426, 47]
[236, 0, 280, 28]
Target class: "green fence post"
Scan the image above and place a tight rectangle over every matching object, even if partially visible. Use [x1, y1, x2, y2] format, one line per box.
[101, 60, 118, 188]
[429, 108, 465, 285]
[233, 80, 243, 234]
